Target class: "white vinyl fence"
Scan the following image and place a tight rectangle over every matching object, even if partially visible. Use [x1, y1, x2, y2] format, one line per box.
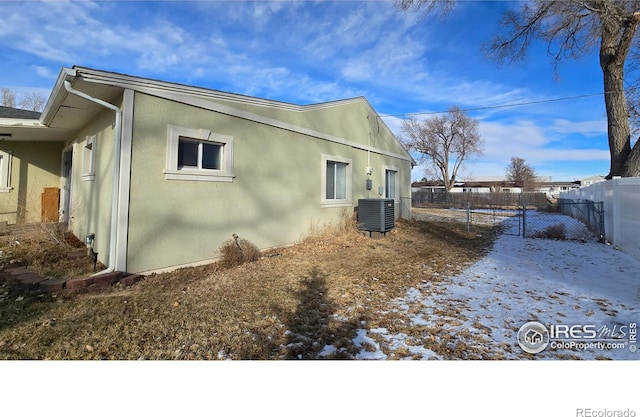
[560, 177, 640, 261]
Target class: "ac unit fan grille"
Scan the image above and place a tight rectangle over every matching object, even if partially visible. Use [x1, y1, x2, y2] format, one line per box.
[357, 198, 395, 232]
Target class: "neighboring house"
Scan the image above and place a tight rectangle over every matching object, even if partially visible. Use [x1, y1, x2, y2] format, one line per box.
[537, 181, 580, 198]
[412, 175, 585, 200]
[578, 175, 606, 187]
[0, 66, 414, 274]
[0, 106, 64, 224]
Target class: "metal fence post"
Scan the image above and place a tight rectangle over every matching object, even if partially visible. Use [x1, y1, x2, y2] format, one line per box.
[522, 199, 526, 238]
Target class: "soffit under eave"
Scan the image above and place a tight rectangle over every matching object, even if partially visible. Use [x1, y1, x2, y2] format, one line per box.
[44, 76, 124, 130]
[0, 125, 71, 142]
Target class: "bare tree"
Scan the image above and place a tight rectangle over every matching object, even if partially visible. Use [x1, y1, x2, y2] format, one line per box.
[1, 88, 17, 108]
[401, 105, 483, 191]
[505, 156, 537, 191]
[1, 88, 46, 112]
[396, 0, 640, 178]
[18, 92, 46, 112]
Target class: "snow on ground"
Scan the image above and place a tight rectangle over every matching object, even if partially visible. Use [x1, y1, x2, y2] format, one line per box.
[339, 211, 640, 359]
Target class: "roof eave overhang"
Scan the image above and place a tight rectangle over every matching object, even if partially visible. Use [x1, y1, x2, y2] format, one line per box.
[40, 67, 77, 126]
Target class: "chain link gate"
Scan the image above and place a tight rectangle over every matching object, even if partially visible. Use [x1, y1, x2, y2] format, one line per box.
[411, 191, 604, 243]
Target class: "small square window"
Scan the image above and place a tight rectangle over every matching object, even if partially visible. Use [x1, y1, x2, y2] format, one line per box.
[165, 125, 234, 182]
[177, 138, 223, 171]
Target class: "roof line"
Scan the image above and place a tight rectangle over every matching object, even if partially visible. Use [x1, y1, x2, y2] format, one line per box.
[72, 66, 367, 112]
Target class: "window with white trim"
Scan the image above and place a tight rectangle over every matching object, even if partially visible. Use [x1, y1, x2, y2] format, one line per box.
[0, 150, 12, 192]
[321, 154, 352, 207]
[164, 125, 234, 182]
[82, 135, 96, 181]
[385, 169, 397, 199]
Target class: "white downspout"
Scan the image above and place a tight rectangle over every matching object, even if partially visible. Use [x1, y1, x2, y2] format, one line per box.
[63, 80, 122, 275]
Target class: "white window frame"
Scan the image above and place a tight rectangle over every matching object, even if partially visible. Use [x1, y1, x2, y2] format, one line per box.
[164, 125, 234, 182]
[0, 150, 12, 192]
[382, 165, 399, 201]
[82, 135, 96, 181]
[321, 154, 352, 208]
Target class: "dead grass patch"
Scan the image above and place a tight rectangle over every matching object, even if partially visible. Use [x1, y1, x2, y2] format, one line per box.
[0, 225, 101, 279]
[0, 213, 496, 360]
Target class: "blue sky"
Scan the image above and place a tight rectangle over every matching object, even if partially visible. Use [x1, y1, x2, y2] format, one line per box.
[0, 0, 618, 181]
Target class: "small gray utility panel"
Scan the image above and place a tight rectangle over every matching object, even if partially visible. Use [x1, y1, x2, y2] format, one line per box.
[357, 198, 395, 233]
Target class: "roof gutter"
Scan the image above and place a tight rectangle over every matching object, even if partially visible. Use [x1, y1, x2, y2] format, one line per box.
[63, 79, 122, 276]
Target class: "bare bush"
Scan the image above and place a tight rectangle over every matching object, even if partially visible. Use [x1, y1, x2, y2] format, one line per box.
[217, 234, 261, 270]
[532, 224, 566, 240]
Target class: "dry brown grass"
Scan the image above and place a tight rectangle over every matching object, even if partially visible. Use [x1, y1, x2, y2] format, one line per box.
[0, 213, 495, 360]
[0, 224, 101, 279]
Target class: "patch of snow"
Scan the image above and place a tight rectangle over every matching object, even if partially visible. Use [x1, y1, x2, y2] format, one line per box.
[353, 329, 387, 360]
[318, 345, 337, 357]
[359, 211, 640, 360]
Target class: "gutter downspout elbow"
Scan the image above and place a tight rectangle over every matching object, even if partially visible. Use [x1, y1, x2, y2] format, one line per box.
[63, 80, 122, 276]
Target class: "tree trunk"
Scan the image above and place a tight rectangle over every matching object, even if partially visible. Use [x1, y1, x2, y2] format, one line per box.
[624, 139, 640, 176]
[600, 16, 632, 178]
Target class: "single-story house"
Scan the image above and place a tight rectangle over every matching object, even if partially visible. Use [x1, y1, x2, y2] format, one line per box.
[0, 66, 414, 274]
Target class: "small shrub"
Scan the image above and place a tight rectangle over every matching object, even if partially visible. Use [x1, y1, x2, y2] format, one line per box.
[217, 234, 261, 269]
[532, 224, 566, 240]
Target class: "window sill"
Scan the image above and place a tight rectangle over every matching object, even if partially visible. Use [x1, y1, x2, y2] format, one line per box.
[82, 173, 96, 182]
[320, 200, 352, 208]
[0, 187, 12, 193]
[163, 169, 234, 183]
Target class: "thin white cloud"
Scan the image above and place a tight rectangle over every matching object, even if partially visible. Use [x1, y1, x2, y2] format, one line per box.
[552, 118, 607, 136]
[32, 65, 55, 78]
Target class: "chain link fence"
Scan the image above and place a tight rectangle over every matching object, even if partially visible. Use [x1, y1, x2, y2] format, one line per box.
[556, 199, 605, 242]
[411, 190, 605, 243]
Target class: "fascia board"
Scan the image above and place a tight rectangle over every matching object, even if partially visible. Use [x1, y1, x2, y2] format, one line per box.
[73, 66, 365, 112]
[0, 118, 46, 127]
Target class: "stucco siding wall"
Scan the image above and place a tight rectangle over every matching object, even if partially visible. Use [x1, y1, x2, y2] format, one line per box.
[200, 96, 409, 158]
[0, 141, 63, 224]
[65, 108, 117, 266]
[126, 92, 411, 273]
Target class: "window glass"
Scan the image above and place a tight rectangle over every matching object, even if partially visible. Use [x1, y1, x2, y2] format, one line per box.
[178, 139, 198, 169]
[335, 163, 347, 199]
[326, 161, 336, 200]
[202, 143, 222, 170]
[326, 161, 348, 200]
[386, 170, 396, 199]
